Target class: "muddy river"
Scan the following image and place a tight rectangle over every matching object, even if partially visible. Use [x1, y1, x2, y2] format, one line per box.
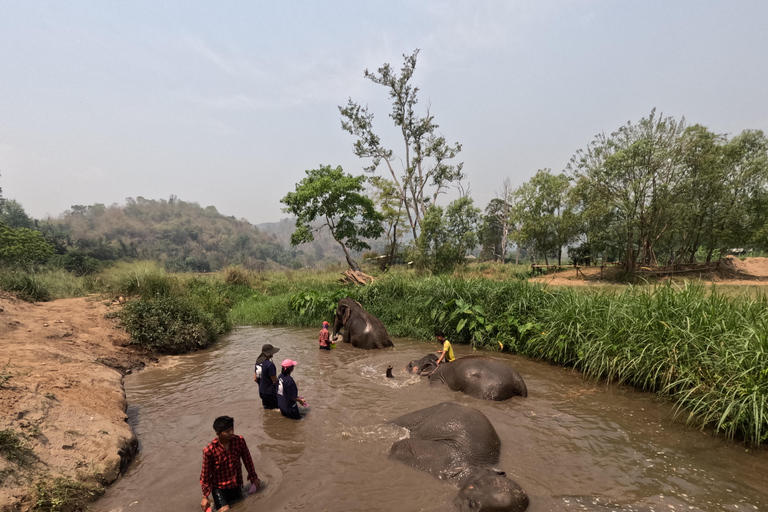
[95, 326, 767, 512]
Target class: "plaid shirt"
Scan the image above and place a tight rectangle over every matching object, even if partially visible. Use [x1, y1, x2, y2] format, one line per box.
[200, 435, 258, 497]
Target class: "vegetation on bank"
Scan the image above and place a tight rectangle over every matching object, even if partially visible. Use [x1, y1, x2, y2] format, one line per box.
[1, 261, 766, 445]
[233, 270, 768, 446]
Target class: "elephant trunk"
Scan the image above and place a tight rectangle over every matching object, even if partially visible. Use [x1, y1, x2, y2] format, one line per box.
[386, 365, 394, 378]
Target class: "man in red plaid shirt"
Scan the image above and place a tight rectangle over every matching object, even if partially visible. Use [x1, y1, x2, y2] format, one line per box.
[200, 416, 260, 511]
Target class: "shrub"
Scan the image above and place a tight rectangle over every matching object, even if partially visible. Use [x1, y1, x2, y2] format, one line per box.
[33, 477, 103, 512]
[0, 271, 53, 302]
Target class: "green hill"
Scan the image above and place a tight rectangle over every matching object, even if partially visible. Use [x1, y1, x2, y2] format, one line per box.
[40, 196, 304, 271]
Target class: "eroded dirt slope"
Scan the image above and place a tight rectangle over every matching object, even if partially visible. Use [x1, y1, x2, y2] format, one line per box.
[0, 295, 153, 511]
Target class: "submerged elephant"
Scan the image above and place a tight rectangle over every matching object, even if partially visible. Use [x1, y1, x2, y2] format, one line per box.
[389, 402, 529, 512]
[406, 353, 438, 374]
[332, 297, 394, 349]
[407, 355, 528, 401]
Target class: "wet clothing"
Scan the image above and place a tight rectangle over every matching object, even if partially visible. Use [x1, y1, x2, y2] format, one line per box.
[257, 359, 278, 409]
[319, 327, 331, 348]
[200, 435, 257, 498]
[277, 374, 301, 420]
[212, 487, 243, 510]
[259, 392, 278, 409]
[442, 339, 455, 362]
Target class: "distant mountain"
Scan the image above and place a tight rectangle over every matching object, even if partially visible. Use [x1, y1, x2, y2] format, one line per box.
[41, 196, 305, 271]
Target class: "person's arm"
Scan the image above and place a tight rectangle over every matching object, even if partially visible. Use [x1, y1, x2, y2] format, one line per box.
[238, 438, 260, 489]
[269, 363, 277, 384]
[200, 449, 213, 510]
[287, 379, 306, 406]
[435, 351, 446, 365]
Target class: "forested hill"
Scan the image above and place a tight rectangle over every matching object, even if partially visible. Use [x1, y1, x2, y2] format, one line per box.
[40, 196, 304, 271]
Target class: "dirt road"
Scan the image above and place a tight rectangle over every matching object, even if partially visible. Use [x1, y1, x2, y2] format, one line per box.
[0, 295, 153, 512]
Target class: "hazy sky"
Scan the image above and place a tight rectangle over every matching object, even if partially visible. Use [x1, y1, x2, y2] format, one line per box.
[2, 1, 767, 224]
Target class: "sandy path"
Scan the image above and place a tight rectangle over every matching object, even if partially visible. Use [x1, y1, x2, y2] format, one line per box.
[0, 295, 153, 512]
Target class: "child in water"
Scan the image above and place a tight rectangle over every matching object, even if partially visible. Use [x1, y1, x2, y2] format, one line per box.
[277, 359, 307, 420]
[319, 321, 331, 350]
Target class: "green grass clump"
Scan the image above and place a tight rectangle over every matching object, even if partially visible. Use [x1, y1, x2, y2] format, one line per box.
[33, 477, 104, 512]
[0, 429, 37, 465]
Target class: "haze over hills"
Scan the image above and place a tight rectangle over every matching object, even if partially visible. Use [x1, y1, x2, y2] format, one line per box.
[38, 196, 322, 271]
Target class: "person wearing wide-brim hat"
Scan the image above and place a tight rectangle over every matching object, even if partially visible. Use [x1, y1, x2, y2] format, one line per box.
[254, 344, 280, 410]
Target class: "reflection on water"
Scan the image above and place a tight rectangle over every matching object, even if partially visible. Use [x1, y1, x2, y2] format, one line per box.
[95, 326, 768, 512]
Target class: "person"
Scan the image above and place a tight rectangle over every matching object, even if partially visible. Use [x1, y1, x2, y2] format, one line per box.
[434, 331, 455, 367]
[318, 321, 331, 350]
[254, 343, 280, 409]
[200, 415, 260, 512]
[277, 359, 307, 420]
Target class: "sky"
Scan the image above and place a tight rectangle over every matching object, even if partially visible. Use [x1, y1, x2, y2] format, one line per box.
[2, 1, 767, 224]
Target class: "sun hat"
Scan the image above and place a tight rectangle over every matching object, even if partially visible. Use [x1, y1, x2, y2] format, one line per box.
[281, 359, 298, 368]
[256, 343, 280, 364]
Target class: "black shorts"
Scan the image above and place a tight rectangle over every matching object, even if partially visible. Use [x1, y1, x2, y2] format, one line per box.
[212, 486, 242, 510]
[319, 345, 331, 351]
[260, 392, 278, 409]
[280, 404, 302, 420]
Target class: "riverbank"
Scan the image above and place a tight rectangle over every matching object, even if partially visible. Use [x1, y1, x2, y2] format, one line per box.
[0, 295, 154, 512]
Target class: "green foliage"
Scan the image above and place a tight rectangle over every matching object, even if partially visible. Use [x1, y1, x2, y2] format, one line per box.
[50, 251, 102, 276]
[416, 197, 481, 272]
[281, 165, 384, 271]
[0, 429, 37, 465]
[289, 289, 350, 321]
[0, 270, 53, 301]
[33, 477, 103, 512]
[38, 196, 299, 270]
[0, 199, 35, 229]
[0, 224, 54, 266]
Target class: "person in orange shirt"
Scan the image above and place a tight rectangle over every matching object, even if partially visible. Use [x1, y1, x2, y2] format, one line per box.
[318, 321, 331, 351]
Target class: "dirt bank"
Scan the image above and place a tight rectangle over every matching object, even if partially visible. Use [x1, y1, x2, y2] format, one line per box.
[0, 295, 154, 512]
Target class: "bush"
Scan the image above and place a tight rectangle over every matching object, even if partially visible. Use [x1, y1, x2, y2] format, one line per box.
[0, 271, 53, 302]
[33, 477, 103, 512]
[118, 293, 228, 354]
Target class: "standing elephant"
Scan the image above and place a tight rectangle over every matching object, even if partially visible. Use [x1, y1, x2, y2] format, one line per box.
[389, 402, 529, 512]
[409, 355, 527, 401]
[332, 297, 394, 349]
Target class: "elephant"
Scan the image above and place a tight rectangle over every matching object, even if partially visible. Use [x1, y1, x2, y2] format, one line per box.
[406, 353, 439, 375]
[406, 355, 528, 401]
[389, 402, 529, 512]
[332, 297, 394, 349]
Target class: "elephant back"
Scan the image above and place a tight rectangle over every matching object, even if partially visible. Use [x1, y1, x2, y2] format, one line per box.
[406, 403, 501, 467]
[439, 356, 528, 401]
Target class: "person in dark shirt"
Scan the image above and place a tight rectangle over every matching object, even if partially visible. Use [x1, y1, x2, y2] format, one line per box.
[254, 344, 280, 409]
[200, 415, 259, 512]
[318, 321, 331, 350]
[277, 359, 306, 420]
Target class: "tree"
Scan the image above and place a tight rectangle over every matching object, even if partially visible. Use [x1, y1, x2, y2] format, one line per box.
[416, 196, 480, 272]
[0, 199, 35, 229]
[339, 49, 464, 240]
[0, 224, 54, 266]
[281, 165, 384, 271]
[513, 170, 577, 265]
[368, 176, 407, 268]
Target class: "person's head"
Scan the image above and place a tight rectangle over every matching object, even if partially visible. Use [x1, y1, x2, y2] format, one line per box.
[281, 359, 297, 375]
[435, 330, 446, 342]
[322, 321, 329, 329]
[213, 415, 235, 442]
[256, 343, 280, 364]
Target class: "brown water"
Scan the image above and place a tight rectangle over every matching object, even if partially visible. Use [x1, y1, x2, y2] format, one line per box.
[95, 326, 768, 512]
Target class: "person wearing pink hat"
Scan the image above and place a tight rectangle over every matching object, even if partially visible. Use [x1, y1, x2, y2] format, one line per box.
[277, 359, 306, 420]
[319, 321, 331, 351]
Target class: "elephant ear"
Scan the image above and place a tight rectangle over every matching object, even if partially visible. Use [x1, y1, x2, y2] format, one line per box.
[342, 305, 351, 325]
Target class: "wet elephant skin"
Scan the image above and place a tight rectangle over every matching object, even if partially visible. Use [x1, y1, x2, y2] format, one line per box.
[332, 297, 394, 349]
[429, 356, 528, 401]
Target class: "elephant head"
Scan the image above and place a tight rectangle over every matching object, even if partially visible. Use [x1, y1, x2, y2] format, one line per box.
[456, 468, 529, 512]
[332, 297, 394, 349]
[407, 353, 439, 375]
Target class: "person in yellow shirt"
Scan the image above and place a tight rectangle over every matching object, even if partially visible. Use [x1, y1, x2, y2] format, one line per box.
[434, 331, 455, 366]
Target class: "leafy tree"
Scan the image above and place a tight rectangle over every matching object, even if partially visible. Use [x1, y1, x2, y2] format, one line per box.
[339, 49, 464, 240]
[0, 199, 33, 229]
[416, 197, 480, 272]
[368, 176, 407, 268]
[0, 224, 54, 266]
[281, 165, 384, 271]
[513, 170, 577, 265]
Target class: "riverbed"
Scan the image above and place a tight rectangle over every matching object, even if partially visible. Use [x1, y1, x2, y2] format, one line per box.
[95, 326, 768, 512]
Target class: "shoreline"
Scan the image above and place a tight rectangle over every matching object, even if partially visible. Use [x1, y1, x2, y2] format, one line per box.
[0, 295, 155, 512]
